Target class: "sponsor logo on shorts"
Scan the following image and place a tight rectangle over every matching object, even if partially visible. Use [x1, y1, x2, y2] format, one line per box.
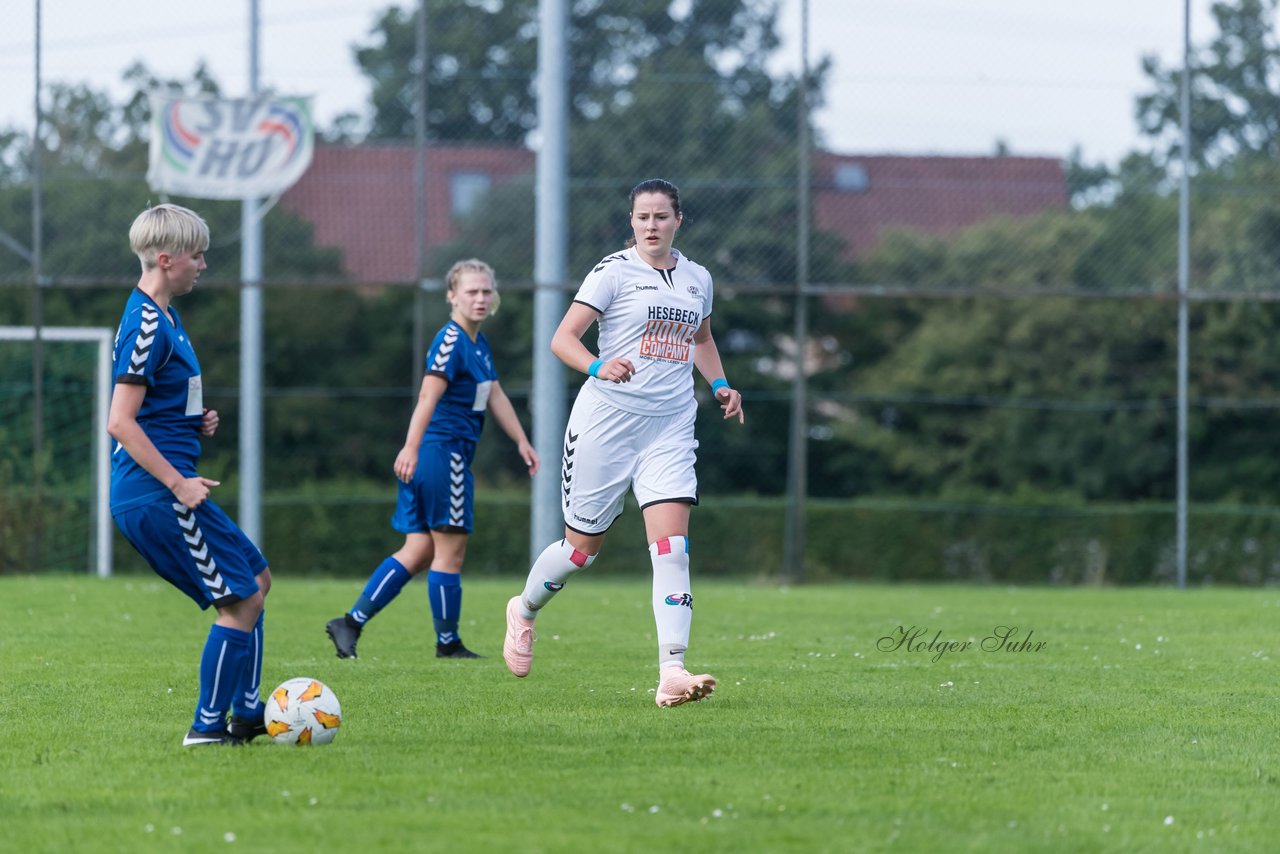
[573, 512, 599, 526]
[544, 581, 564, 592]
[664, 593, 693, 609]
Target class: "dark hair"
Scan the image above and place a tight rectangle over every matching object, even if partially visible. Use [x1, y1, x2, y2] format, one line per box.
[625, 178, 682, 248]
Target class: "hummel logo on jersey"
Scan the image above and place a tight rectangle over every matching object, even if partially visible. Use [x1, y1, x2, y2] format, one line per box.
[127, 304, 160, 376]
[431, 325, 459, 372]
[593, 253, 627, 273]
[664, 592, 694, 609]
[635, 284, 658, 291]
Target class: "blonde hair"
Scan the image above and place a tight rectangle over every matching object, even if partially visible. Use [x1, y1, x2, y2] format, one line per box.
[445, 258, 500, 315]
[129, 204, 210, 271]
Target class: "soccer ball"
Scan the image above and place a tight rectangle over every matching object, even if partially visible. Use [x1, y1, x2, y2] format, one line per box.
[263, 677, 342, 746]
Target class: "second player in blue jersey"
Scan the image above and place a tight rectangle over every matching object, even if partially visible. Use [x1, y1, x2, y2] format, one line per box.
[326, 259, 540, 660]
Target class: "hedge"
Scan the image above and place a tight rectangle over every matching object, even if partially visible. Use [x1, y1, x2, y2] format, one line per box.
[90, 494, 1280, 585]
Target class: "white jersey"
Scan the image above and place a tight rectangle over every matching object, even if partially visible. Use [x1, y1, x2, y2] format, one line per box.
[573, 246, 714, 415]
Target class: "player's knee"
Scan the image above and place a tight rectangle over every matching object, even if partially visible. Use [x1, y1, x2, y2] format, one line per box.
[400, 549, 433, 574]
[391, 535, 435, 573]
[564, 529, 605, 556]
[218, 590, 264, 630]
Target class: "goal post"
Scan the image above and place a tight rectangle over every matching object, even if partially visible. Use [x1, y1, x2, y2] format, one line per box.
[0, 326, 113, 577]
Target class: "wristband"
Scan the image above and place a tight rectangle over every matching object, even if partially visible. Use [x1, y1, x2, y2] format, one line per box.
[588, 358, 604, 378]
[711, 378, 730, 395]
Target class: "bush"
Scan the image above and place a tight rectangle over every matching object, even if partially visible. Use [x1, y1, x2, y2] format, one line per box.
[93, 492, 1280, 585]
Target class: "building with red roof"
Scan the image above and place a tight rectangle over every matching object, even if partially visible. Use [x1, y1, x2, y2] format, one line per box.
[281, 144, 1067, 282]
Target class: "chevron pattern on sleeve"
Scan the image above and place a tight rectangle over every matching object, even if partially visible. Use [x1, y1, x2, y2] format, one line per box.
[126, 304, 160, 376]
[430, 325, 460, 373]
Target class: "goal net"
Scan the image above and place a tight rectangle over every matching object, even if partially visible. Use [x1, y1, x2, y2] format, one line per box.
[0, 327, 112, 576]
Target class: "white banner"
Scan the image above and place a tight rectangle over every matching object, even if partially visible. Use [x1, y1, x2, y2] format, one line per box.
[147, 94, 315, 200]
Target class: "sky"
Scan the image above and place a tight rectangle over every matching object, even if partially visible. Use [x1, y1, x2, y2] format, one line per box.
[0, 0, 1225, 165]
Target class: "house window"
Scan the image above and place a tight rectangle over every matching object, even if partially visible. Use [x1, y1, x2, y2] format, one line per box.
[451, 171, 492, 217]
[834, 163, 869, 193]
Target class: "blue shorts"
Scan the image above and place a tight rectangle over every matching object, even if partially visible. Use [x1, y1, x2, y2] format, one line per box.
[391, 438, 475, 534]
[114, 498, 268, 610]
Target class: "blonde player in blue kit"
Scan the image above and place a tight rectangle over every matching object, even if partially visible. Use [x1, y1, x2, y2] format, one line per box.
[326, 259, 539, 660]
[108, 204, 271, 746]
[502, 179, 745, 707]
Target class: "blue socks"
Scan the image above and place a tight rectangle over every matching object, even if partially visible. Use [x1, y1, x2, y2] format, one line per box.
[194, 624, 254, 733]
[231, 611, 265, 724]
[428, 570, 462, 645]
[346, 559, 465, 646]
[351, 557, 413, 625]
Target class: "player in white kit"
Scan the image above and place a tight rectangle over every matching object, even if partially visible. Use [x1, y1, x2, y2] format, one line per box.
[502, 179, 744, 707]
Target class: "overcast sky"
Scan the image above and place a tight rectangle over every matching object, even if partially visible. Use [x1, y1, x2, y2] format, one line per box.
[0, 0, 1224, 164]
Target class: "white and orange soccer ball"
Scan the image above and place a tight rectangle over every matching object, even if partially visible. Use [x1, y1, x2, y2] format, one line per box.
[263, 678, 342, 746]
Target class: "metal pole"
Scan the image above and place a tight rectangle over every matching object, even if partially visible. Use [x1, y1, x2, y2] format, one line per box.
[783, 0, 811, 583]
[531, 0, 570, 559]
[1175, 0, 1191, 589]
[94, 331, 112, 577]
[239, 0, 264, 543]
[31, 0, 45, 571]
[412, 0, 429, 382]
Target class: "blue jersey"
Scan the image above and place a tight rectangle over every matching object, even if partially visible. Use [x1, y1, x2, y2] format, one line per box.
[109, 288, 204, 514]
[422, 321, 497, 445]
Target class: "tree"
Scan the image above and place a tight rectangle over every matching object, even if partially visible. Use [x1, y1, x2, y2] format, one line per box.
[356, 1, 535, 142]
[0, 65, 372, 492]
[364, 1, 844, 494]
[353, 0, 813, 146]
[1137, 0, 1280, 170]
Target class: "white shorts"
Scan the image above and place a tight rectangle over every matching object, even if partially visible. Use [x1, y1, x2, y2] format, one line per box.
[561, 385, 699, 535]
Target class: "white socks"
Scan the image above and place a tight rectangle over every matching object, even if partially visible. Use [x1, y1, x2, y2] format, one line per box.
[650, 536, 692, 670]
[519, 535, 695, 672]
[520, 539, 596, 619]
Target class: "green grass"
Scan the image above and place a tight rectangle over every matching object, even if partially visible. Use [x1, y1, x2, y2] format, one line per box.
[2, 575, 1277, 853]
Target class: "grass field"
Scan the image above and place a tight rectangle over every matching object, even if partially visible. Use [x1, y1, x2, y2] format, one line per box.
[1, 574, 1277, 853]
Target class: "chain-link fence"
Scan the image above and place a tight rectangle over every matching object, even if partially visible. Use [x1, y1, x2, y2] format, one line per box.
[5, 1, 1280, 582]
